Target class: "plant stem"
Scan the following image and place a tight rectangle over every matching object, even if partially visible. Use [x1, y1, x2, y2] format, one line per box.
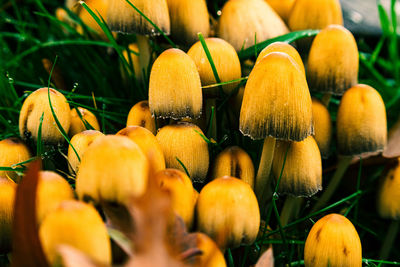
[312, 156, 352, 213]
[280, 196, 303, 226]
[205, 99, 217, 140]
[380, 220, 400, 260]
[255, 137, 276, 210]
[321, 93, 332, 107]
[136, 35, 151, 81]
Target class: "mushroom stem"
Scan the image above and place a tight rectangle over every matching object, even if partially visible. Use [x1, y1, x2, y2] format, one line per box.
[255, 137, 276, 209]
[137, 35, 151, 79]
[379, 220, 400, 260]
[280, 196, 303, 226]
[321, 92, 332, 107]
[312, 156, 352, 212]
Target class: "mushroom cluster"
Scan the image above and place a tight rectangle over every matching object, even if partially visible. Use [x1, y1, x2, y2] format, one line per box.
[1, 0, 392, 266]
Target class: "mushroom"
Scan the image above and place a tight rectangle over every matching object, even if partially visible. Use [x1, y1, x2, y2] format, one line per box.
[211, 146, 255, 189]
[19, 88, 71, 144]
[377, 158, 400, 260]
[77, 0, 109, 38]
[117, 126, 166, 174]
[265, 0, 295, 23]
[312, 97, 332, 158]
[196, 176, 260, 251]
[126, 100, 156, 135]
[75, 135, 149, 204]
[68, 107, 100, 137]
[39, 200, 111, 265]
[166, 0, 210, 47]
[307, 25, 359, 105]
[304, 214, 362, 267]
[149, 48, 202, 120]
[36, 171, 74, 224]
[0, 138, 31, 181]
[313, 84, 387, 212]
[156, 122, 209, 183]
[153, 169, 196, 228]
[239, 52, 312, 207]
[217, 0, 289, 52]
[0, 178, 16, 254]
[67, 130, 105, 175]
[192, 232, 227, 267]
[122, 43, 142, 83]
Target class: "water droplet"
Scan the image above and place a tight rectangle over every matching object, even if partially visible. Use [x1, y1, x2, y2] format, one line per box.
[273, 192, 279, 200]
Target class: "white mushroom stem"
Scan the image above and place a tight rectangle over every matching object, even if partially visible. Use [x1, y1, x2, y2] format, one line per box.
[137, 35, 151, 79]
[380, 220, 400, 260]
[280, 196, 303, 226]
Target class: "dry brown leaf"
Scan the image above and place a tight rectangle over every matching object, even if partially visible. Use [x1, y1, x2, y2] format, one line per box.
[254, 246, 274, 267]
[58, 245, 104, 267]
[383, 117, 400, 158]
[11, 159, 49, 267]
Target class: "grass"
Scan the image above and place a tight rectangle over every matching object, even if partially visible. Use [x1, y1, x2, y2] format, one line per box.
[1, 0, 400, 266]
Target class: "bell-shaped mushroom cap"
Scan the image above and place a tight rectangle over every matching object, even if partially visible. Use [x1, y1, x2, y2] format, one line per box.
[69, 107, 100, 137]
[156, 122, 209, 183]
[75, 135, 149, 204]
[255, 42, 305, 74]
[217, 0, 289, 51]
[167, 0, 210, 46]
[117, 126, 166, 174]
[265, 0, 295, 22]
[304, 214, 362, 267]
[196, 176, 260, 250]
[149, 48, 202, 120]
[337, 84, 387, 156]
[272, 136, 322, 197]
[192, 232, 227, 267]
[377, 159, 400, 219]
[68, 130, 105, 174]
[19, 88, 71, 144]
[288, 0, 343, 31]
[187, 38, 241, 95]
[239, 52, 313, 141]
[307, 25, 359, 95]
[39, 200, 111, 265]
[0, 178, 16, 254]
[211, 146, 255, 189]
[78, 0, 109, 36]
[0, 138, 31, 181]
[126, 100, 156, 135]
[107, 0, 170, 35]
[312, 98, 332, 158]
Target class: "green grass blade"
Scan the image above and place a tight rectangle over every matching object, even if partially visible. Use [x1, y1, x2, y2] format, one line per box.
[175, 157, 190, 178]
[36, 112, 44, 158]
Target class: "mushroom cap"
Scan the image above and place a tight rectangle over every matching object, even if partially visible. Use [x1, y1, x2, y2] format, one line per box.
[149, 48, 203, 120]
[78, 0, 109, 36]
[153, 168, 195, 228]
[265, 0, 295, 22]
[187, 37, 241, 96]
[239, 52, 313, 141]
[126, 100, 156, 135]
[68, 130, 105, 174]
[167, 0, 210, 46]
[122, 43, 142, 81]
[336, 84, 387, 156]
[288, 0, 343, 31]
[196, 176, 260, 250]
[256, 42, 305, 75]
[39, 200, 111, 265]
[217, 0, 289, 51]
[272, 136, 322, 197]
[192, 232, 227, 267]
[0, 178, 16, 254]
[304, 214, 362, 267]
[107, 0, 170, 35]
[0, 138, 31, 181]
[75, 135, 149, 204]
[156, 122, 209, 183]
[377, 159, 400, 219]
[307, 24, 359, 95]
[211, 146, 255, 189]
[69, 107, 100, 137]
[117, 126, 166, 174]
[312, 98, 332, 158]
[36, 171, 74, 224]
[19, 88, 71, 144]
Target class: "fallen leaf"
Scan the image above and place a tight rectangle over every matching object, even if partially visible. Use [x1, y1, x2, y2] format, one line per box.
[383, 117, 400, 158]
[58, 245, 104, 267]
[254, 246, 274, 267]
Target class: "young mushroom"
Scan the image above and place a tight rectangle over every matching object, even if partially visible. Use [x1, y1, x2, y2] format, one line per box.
[68, 107, 100, 137]
[192, 232, 227, 267]
[196, 176, 260, 251]
[217, 0, 288, 51]
[313, 84, 387, 212]
[211, 146, 255, 189]
[0, 179, 16, 254]
[304, 214, 362, 267]
[265, 0, 295, 23]
[39, 200, 111, 265]
[0, 138, 31, 181]
[19, 88, 71, 144]
[312, 97, 332, 158]
[149, 48, 203, 120]
[126, 100, 156, 135]
[156, 122, 209, 183]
